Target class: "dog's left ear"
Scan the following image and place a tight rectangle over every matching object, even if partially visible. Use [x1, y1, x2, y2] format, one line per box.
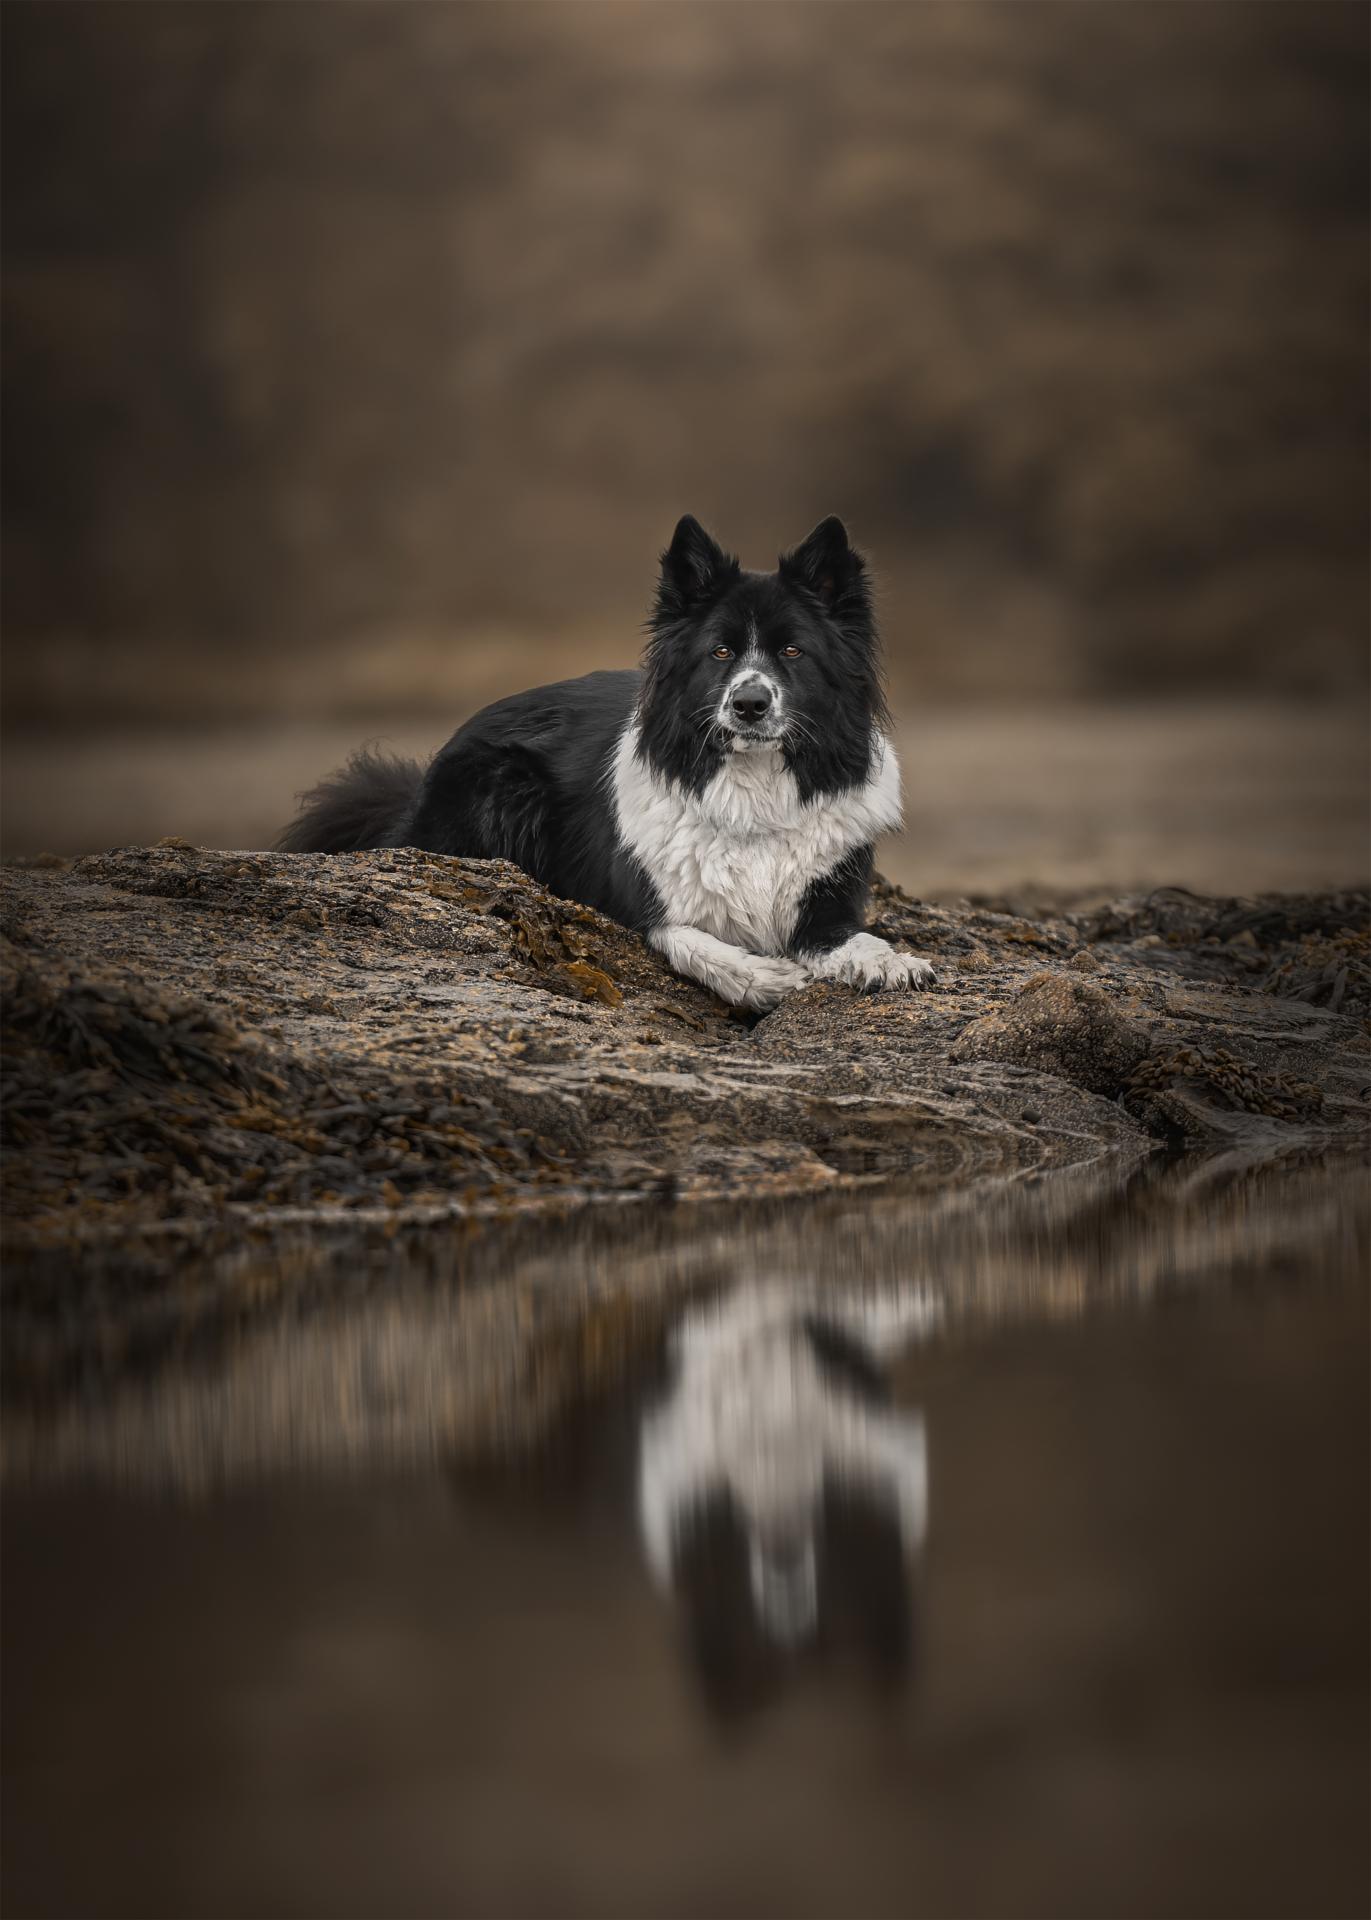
[780, 516, 865, 609]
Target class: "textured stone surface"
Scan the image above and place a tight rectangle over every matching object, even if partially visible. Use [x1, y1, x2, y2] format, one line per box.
[1, 848, 1366, 1263]
[951, 970, 1151, 1094]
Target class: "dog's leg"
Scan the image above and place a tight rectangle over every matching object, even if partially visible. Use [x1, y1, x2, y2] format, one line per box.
[650, 925, 809, 1011]
[791, 846, 936, 992]
[805, 932, 935, 990]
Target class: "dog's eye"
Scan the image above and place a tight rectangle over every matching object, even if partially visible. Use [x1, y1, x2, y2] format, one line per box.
[711, 646, 733, 661]
[780, 645, 803, 659]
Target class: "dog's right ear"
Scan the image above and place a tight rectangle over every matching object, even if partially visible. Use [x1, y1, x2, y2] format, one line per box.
[656, 515, 739, 618]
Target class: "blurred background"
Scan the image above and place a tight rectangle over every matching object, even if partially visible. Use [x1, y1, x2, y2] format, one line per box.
[3, 0, 1368, 898]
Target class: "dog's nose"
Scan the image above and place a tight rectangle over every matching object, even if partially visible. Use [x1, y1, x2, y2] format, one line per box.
[731, 683, 773, 723]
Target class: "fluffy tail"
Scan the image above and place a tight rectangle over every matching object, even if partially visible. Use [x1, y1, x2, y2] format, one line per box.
[276, 745, 424, 853]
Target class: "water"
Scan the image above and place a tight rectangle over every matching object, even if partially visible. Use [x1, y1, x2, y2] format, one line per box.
[3, 1158, 1368, 1919]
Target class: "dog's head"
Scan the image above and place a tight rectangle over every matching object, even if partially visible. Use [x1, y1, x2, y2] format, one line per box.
[639, 515, 887, 798]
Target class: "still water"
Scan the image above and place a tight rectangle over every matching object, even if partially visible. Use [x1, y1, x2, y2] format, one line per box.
[4, 1159, 1368, 1919]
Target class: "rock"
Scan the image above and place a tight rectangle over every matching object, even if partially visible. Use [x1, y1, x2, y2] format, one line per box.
[1, 849, 1367, 1256]
[950, 970, 1151, 1096]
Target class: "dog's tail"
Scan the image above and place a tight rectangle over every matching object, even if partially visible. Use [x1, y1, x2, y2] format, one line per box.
[276, 745, 424, 853]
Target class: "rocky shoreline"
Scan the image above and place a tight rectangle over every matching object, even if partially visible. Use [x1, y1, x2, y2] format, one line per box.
[2, 846, 1365, 1253]
[1, 843, 1366, 1434]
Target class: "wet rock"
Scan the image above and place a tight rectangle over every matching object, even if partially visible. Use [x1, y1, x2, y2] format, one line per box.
[950, 971, 1151, 1096]
[1, 848, 1366, 1259]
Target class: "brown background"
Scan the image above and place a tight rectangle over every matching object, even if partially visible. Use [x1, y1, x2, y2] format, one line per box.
[3, 1, 1367, 894]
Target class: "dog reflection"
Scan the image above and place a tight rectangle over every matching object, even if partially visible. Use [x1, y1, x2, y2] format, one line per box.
[638, 1283, 932, 1716]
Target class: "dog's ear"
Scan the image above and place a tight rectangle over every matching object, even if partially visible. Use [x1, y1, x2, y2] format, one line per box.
[780, 516, 865, 610]
[657, 515, 739, 614]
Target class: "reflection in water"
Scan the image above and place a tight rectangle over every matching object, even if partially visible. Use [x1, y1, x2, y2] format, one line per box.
[2, 1162, 1368, 1918]
[639, 1283, 934, 1712]
[5, 1156, 1365, 1489]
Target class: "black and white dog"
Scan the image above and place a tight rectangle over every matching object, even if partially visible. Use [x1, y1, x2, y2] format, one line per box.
[279, 515, 934, 1009]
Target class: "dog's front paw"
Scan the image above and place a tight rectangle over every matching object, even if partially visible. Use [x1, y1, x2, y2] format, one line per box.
[807, 933, 936, 993]
[727, 953, 812, 1011]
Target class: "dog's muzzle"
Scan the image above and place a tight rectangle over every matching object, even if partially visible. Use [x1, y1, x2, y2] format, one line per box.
[718, 670, 784, 741]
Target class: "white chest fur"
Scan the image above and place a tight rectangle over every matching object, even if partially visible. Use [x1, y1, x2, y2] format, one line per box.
[609, 723, 903, 954]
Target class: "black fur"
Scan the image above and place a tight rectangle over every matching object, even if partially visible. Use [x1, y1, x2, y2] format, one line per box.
[277, 744, 424, 854]
[403, 670, 661, 932]
[277, 517, 888, 954]
[790, 845, 875, 960]
[640, 513, 886, 804]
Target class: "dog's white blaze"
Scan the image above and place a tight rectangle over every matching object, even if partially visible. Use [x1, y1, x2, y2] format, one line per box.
[610, 721, 903, 956]
[717, 656, 784, 738]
